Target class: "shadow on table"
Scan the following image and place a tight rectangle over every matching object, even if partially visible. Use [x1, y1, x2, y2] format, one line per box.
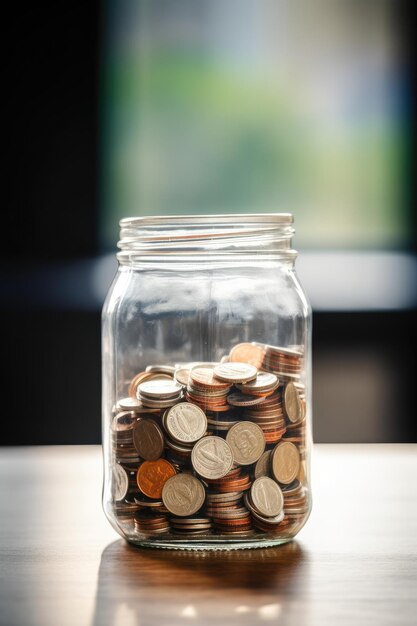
[91, 539, 310, 626]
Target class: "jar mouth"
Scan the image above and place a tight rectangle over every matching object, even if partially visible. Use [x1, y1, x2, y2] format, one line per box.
[117, 213, 296, 262]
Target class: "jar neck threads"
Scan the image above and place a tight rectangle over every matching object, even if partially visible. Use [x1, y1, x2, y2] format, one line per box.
[117, 214, 297, 265]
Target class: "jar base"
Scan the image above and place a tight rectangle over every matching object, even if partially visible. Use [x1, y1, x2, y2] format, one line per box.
[125, 536, 294, 551]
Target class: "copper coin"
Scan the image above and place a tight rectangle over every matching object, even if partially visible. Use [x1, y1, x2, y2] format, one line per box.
[174, 368, 191, 386]
[129, 371, 173, 399]
[261, 343, 304, 358]
[229, 343, 265, 368]
[137, 459, 176, 499]
[133, 418, 165, 460]
[128, 371, 153, 399]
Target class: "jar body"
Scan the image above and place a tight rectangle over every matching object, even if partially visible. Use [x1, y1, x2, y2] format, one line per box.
[102, 216, 312, 549]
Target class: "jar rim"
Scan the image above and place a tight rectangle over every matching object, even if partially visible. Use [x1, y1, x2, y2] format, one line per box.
[117, 213, 296, 262]
[120, 213, 293, 228]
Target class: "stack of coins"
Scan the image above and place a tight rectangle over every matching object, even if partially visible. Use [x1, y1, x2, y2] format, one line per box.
[228, 342, 303, 384]
[257, 344, 303, 383]
[242, 391, 287, 445]
[244, 476, 286, 534]
[134, 510, 171, 536]
[206, 410, 240, 434]
[128, 370, 174, 399]
[137, 379, 183, 408]
[109, 348, 309, 541]
[111, 412, 141, 468]
[170, 516, 213, 535]
[282, 480, 309, 528]
[186, 366, 232, 411]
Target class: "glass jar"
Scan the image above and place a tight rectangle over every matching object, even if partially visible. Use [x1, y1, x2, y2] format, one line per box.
[102, 214, 312, 550]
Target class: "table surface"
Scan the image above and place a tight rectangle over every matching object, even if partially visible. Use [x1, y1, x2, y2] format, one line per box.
[0, 445, 416, 626]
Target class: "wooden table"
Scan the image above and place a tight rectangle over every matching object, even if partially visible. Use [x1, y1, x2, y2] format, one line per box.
[0, 445, 416, 626]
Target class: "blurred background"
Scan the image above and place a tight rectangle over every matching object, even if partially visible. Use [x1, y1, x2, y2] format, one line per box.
[2, 0, 415, 445]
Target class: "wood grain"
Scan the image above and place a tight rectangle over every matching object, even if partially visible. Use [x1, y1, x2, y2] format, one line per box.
[0, 445, 416, 626]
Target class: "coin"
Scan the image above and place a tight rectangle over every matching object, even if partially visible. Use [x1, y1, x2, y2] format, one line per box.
[112, 464, 129, 501]
[133, 419, 165, 460]
[271, 441, 300, 485]
[112, 340, 309, 541]
[190, 366, 231, 390]
[229, 342, 265, 368]
[284, 382, 303, 424]
[111, 411, 137, 432]
[138, 379, 182, 399]
[254, 450, 272, 478]
[165, 402, 207, 443]
[162, 474, 206, 516]
[226, 421, 265, 465]
[227, 392, 266, 407]
[236, 372, 279, 395]
[138, 395, 182, 408]
[250, 477, 284, 517]
[129, 371, 173, 399]
[213, 362, 258, 383]
[117, 397, 143, 411]
[191, 436, 234, 479]
[137, 459, 176, 499]
[174, 368, 191, 386]
[258, 343, 304, 358]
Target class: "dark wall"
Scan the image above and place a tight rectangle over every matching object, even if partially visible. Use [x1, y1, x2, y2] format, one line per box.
[5, 2, 100, 264]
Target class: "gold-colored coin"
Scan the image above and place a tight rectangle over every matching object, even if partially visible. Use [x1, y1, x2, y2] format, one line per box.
[271, 441, 300, 485]
[284, 382, 303, 424]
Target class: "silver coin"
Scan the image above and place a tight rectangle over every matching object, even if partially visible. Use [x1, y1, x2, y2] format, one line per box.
[162, 474, 205, 517]
[111, 464, 129, 501]
[191, 436, 234, 479]
[251, 508, 285, 525]
[213, 362, 258, 383]
[254, 450, 272, 479]
[226, 421, 265, 466]
[139, 395, 182, 408]
[227, 392, 266, 407]
[117, 397, 143, 411]
[236, 371, 279, 393]
[165, 402, 207, 444]
[250, 476, 284, 517]
[138, 379, 182, 399]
